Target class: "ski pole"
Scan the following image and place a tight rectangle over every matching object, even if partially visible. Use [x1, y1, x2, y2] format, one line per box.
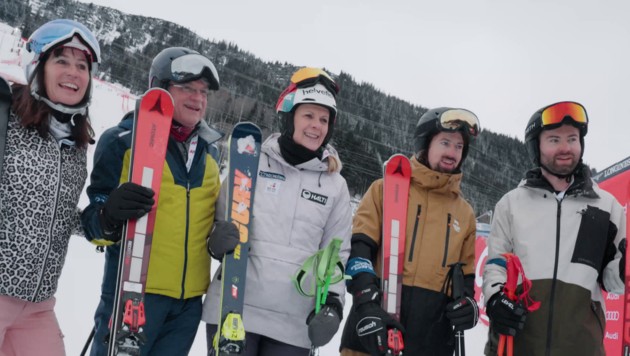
[80, 327, 95, 356]
[450, 262, 466, 356]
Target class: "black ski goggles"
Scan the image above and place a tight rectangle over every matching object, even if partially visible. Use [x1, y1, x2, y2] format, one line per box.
[171, 54, 220, 90]
[438, 109, 480, 137]
[540, 101, 588, 128]
[290, 67, 340, 96]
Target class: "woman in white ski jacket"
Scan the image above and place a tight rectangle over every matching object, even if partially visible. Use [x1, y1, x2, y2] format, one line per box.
[0, 19, 100, 355]
[202, 68, 352, 356]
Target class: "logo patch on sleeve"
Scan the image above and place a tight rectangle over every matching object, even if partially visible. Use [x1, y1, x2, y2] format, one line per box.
[301, 189, 328, 205]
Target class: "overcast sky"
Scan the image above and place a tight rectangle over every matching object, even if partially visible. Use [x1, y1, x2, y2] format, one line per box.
[77, 0, 629, 171]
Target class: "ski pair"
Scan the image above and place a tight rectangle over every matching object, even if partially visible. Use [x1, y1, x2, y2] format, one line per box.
[213, 122, 262, 355]
[380, 154, 412, 355]
[107, 88, 174, 356]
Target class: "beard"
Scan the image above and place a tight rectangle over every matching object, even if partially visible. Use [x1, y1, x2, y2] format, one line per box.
[540, 154, 579, 176]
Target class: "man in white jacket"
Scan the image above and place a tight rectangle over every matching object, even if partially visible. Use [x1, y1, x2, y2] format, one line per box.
[483, 101, 626, 356]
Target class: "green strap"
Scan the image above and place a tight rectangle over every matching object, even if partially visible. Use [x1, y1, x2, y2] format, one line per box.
[293, 238, 348, 312]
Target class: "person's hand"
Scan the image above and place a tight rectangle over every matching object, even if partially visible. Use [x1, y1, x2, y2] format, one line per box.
[306, 292, 343, 347]
[445, 296, 479, 331]
[100, 182, 154, 240]
[354, 299, 404, 356]
[485, 291, 527, 336]
[206, 220, 240, 260]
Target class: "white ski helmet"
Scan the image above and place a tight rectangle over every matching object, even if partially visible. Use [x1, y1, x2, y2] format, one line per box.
[22, 19, 101, 115]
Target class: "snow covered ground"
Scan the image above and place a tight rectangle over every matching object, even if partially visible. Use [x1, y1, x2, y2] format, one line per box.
[1, 22, 489, 355]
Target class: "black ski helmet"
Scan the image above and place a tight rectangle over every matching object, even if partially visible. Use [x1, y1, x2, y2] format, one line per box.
[149, 47, 219, 90]
[275, 67, 339, 147]
[413, 107, 480, 167]
[524, 101, 588, 167]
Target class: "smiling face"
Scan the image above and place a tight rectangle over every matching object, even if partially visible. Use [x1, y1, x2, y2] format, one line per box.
[292, 103, 330, 151]
[168, 79, 209, 127]
[43, 47, 90, 106]
[427, 131, 464, 173]
[539, 124, 581, 176]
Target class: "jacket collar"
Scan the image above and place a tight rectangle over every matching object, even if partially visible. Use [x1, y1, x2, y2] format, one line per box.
[410, 156, 463, 196]
[522, 163, 599, 199]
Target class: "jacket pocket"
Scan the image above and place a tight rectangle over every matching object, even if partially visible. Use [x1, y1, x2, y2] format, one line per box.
[407, 205, 421, 262]
[571, 205, 611, 270]
[441, 213, 452, 267]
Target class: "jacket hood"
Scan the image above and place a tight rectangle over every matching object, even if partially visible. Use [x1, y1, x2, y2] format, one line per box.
[410, 155, 463, 197]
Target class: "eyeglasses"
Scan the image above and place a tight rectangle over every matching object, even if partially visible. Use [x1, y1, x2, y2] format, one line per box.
[290, 67, 340, 95]
[540, 101, 588, 127]
[439, 109, 480, 137]
[170, 54, 220, 90]
[170, 84, 210, 97]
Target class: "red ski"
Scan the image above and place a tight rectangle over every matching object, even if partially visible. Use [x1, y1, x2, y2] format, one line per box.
[380, 154, 411, 355]
[108, 88, 174, 356]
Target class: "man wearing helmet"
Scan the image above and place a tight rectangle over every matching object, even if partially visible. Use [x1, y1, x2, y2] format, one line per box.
[81, 47, 228, 355]
[202, 67, 352, 356]
[483, 101, 626, 355]
[0, 18, 100, 356]
[340, 108, 481, 355]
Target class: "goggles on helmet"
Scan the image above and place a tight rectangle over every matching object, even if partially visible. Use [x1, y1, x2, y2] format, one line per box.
[438, 109, 480, 137]
[290, 67, 339, 96]
[540, 101, 588, 128]
[27, 19, 101, 65]
[170, 54, 220, 90]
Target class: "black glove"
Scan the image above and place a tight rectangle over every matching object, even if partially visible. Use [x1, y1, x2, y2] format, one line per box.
[206, 220, 240, 260]
[619, 238, 626, 281]
[485, 291, 527, 336]
[306, 292, 343, 347]
[100, 182, 154, 239]
[349, 273, 404, 356]
[445, 296, 479, 331]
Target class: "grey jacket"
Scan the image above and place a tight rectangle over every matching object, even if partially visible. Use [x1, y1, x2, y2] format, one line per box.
[483, 166, 625, 356]
[202, 133, 352, 348]
[0, 113, 86, 302]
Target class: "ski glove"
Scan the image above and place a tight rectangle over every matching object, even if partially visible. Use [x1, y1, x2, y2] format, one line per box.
[349, 281, 404, 356]
[619, 238, 626, 281]
[445, 296, 479, 331]
[485, 291, 527, 336]
[100, 182, 154, 239]
[306, 292, 343, 347]
[206, 220, 240, 260]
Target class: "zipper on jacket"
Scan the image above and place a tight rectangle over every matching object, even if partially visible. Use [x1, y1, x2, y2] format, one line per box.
[545, 200, 562, 356]
[34, 144, 64, 300]
[180, 180, 191, 299]
[407, 205, 422, 262]
[441, 213, 452, 267]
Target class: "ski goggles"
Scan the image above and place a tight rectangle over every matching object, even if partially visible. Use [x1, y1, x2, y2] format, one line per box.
[171, 54, 220, 90]
[27, 19, 101, 64]
[438, 109, 480, 137]
[290, 67, 340, 95]
[540, 101, 588, 127]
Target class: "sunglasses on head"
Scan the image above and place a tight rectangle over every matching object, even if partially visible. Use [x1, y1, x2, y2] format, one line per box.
[438, 109, 480, 137]
[290, 67, 340, 95]
[540, 101, 588, 128]
[170, 54, 219, 89]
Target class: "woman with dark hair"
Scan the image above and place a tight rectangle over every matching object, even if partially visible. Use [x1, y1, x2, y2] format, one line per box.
[0, 18, 100, 356]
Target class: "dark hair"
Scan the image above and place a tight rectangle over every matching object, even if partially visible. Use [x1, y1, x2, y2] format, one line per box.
[11, 47, 94, 148]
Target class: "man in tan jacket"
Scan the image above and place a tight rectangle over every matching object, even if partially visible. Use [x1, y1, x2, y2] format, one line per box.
[340, 107, 481, 355]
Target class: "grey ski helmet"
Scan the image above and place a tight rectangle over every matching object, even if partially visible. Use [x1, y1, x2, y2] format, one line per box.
[149, 47, 219, 91]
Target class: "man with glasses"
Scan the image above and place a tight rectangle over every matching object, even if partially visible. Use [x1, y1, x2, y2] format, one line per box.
[483, 101, 626, 355]
[340, 107, 481, 355]
[81, 47, 230, 355]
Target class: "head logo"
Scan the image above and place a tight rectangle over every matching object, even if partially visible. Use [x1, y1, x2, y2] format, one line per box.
[301, 189, 328, 205]
[237, 135, 258, 156]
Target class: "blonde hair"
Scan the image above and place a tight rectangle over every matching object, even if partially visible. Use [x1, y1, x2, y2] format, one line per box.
[327, 154, 340, 173]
